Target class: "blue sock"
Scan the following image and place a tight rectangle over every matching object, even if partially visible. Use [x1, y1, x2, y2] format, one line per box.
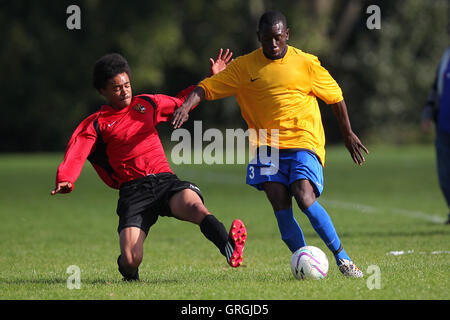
[274, 208, 306, 253]
[302, 201, 351, 265]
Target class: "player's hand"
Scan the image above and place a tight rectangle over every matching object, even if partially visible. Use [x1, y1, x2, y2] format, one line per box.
[172, 103, 190, 129]
[344, 132, 369, 166]
[51, 181, 73, 195]
[209, 48, 233, 76]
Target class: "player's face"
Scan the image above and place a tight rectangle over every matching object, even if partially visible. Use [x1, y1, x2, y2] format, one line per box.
[257, 22, 289, 60]
[100, 72, 132, 109]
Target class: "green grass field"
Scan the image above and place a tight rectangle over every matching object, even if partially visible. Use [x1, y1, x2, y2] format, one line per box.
[0, 145, 449, 300]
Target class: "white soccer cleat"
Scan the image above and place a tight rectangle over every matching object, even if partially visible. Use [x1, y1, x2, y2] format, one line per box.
[338, 259, 364, 278]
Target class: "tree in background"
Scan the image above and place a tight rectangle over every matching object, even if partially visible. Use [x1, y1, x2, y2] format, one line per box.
[0, 0, 448, 151]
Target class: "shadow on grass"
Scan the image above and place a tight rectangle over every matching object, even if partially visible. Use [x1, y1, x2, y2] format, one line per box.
[0, 269, 249, 287]
[0, 278, 68, 285]
[0, 277, 181, 286]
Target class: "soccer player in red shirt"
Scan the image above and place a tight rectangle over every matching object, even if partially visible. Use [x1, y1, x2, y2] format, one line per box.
[51, 50, 247, 281]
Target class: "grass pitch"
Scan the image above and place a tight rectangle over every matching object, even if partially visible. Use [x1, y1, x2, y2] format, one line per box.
[0, 145, 448, 300]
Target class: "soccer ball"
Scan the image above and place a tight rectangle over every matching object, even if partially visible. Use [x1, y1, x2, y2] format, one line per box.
[291, 246, 329, 280]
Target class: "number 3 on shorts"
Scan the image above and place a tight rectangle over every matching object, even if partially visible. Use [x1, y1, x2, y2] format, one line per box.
[248, 166, 255, 179]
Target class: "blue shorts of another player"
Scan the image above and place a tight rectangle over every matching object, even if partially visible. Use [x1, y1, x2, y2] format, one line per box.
[246, 147, 324, 197]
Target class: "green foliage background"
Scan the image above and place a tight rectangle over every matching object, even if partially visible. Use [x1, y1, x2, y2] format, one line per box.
[1, 0, 448, 151]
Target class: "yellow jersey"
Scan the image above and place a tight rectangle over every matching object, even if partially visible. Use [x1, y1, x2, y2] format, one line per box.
[198, 45, 344, 166]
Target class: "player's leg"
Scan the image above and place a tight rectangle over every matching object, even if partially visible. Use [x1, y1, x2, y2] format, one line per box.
[247, 150, 306, 253]
[116, 178, 160, 281]
[118, 226, 146, 281]
[291, 179, 344, 255]
[168, 188, 210, 224]
[168, 188, 247, 267]
[262, 181, 306, 252]
[288, 150, 362, 277]
[290, 179, 362, 277]
[291, 179, 347, 259]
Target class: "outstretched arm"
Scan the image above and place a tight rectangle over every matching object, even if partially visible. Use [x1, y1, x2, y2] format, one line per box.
[172, 86, 205, 129]
[50, 113, 98, 195]
[331, 99, 369, 165]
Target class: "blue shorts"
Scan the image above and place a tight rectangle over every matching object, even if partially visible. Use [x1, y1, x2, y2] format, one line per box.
[246, 148, 324, 197]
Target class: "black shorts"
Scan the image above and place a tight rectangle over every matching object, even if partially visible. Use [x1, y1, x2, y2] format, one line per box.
[116, 173, 204, 236]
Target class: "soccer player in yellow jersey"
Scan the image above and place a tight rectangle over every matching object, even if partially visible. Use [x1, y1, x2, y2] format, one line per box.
[173, 11, 368, 277]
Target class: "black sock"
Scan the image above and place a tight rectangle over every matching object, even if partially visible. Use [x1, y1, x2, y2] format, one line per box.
[117, 255, 139, 281]
[200, 215, 230, 257]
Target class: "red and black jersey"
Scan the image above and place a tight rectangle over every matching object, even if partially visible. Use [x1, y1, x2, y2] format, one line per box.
[56, 86, 196, 192]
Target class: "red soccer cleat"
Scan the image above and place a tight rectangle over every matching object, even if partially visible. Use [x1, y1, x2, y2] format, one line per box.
[225, 219, 247, 267]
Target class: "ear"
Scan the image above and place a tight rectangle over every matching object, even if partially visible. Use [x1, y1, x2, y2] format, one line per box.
[286, 28, 290, 41]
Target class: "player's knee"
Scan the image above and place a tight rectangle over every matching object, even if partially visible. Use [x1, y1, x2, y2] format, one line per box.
[263, 183, 291, 211]
[187, 201, 209, 223]
[293, 190, 315, 211]
[291, 181, 316, 211]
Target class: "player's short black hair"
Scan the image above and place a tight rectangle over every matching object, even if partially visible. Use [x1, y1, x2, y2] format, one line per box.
[258, 11, 288, 31]
[93, 53, 131, 90]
